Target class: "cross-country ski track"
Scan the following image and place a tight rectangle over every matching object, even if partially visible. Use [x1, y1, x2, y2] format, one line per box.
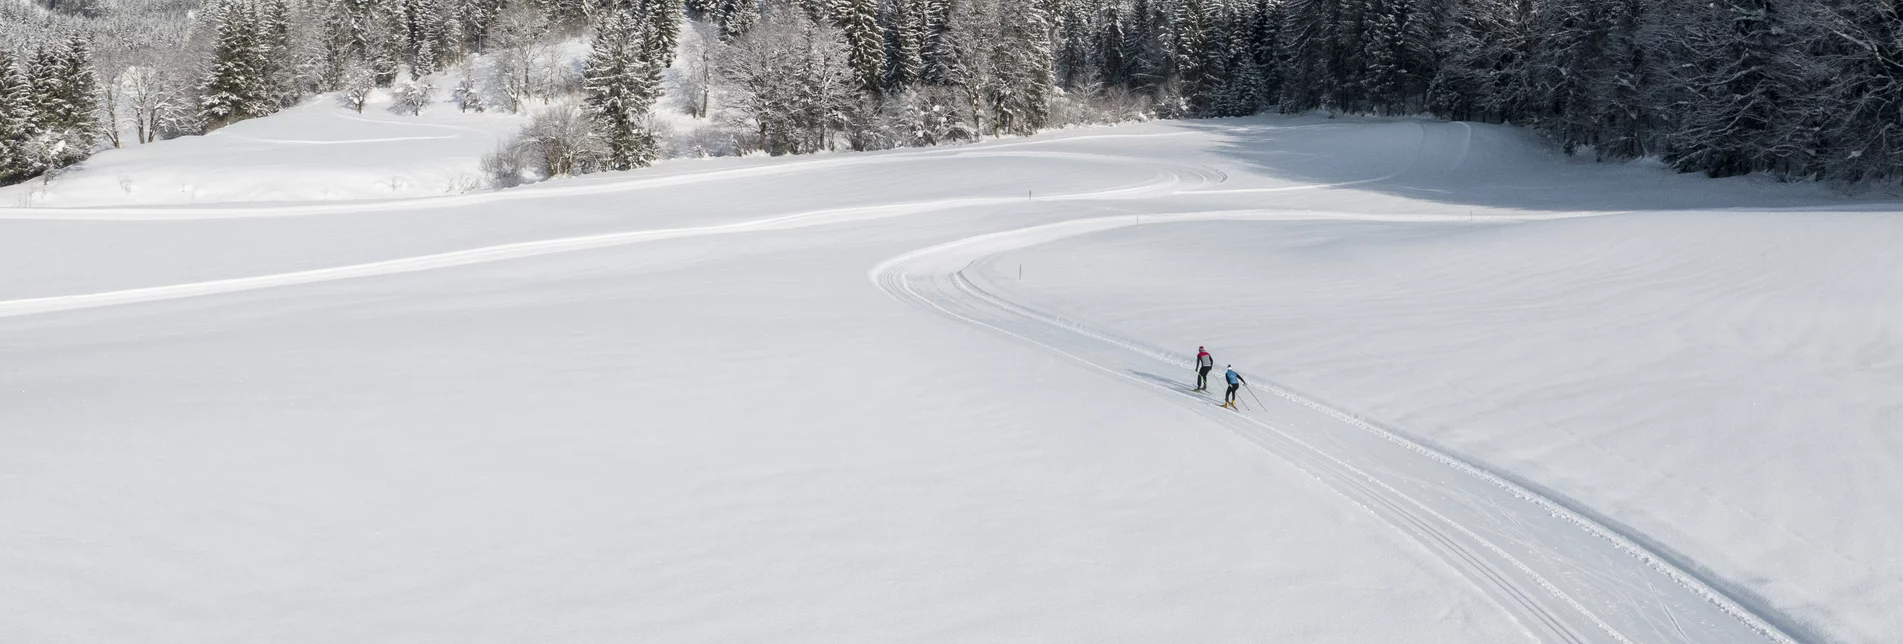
[870, 213, 1799, 644]
[6, 116, 1892, 643]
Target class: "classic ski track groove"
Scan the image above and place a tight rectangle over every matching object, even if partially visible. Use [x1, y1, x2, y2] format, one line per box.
[866, 213, 1806, 644]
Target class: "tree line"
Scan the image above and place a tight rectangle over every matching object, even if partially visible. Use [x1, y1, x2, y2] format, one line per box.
[4, 0, 1902, 189]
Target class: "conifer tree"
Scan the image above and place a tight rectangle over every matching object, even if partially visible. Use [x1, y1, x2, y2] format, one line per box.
[1122, 0, 1166, 93]
[0, 51, 40, 184]
[1168, 0, 1205, 96]
[1426, 0, 1525, 122]
[641, 0, 686, 66]
[888, 0, 927, 89]
[29, 46, 72, 134]
[832, 0, 886, 96]
[1052, 0, 1094, 87]
[201, 0, 275, 128]
[1587, 0, 1655, 160]
[712, 0, 760, 39]
[920, 0, 961, 85]
[1358, 0, 1417, 114]
[986, 0, 1052, 133]
[60, 35, 101, 150]
[1250, 0, 1281, 100]
[259, 0, 300, 104]
[1095, 2, 1127, 86]
[582, 8, 664, 169]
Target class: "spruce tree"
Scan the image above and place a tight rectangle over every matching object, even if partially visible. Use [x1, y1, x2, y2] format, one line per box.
[260, 0, 299, 104]
[460, 0, 506, 50]
[1250, 0, 1281, 101]
[641, 0, 686, 66]
[1358, 0, 1416, 115]
[712, 0, 760, 39]
[832, 0, 887, 96]
[1426, 0, 1527, 122]
[920, 0, 961, 85]
[1189, 0, 1227, 114]
[582, 8, 664, 169]
[0, 51, 40, 184]
[889, 0, 927, 89]
[30, 46, 71, 134]
[986, 0, 1053, 134]
[1052, 0, 1094, 87]
[1095, 2, 1127, 87]
[1280, 0, 1369, 111]
[201, 0, 274, 128]
[1168, 0, 1205, 97]
[1589, 0, 1656, 160]
[60, 35, 101, 151]
[1212, 0, 1265, 114]
[1122, 0, 1166, 93]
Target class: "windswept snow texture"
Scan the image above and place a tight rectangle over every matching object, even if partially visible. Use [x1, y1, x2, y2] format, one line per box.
[1, 114, 1897, 644]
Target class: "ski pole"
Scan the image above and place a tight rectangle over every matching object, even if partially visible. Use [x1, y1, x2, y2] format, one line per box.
[1245, 383, 1267, 410]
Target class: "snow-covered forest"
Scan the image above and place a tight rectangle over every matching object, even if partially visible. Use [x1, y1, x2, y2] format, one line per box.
[3, 0, 1901, 189]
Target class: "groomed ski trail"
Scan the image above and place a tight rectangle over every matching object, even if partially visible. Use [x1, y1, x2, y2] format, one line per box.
[0, 166, 1225, 318]
[868, 212, 1807, 644]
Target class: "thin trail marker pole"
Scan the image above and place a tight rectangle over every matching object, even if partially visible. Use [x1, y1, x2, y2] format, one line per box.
[1018, 265, 1022, 281]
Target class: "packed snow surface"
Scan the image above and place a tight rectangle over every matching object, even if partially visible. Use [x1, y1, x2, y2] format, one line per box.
[2, 113, 1898, 644]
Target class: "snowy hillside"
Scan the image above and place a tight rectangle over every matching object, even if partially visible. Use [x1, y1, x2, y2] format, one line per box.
[2, 91, 528, 206]
[3, 115, 1898, 644]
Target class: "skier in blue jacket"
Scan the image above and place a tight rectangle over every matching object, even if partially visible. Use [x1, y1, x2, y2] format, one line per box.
[1222, 366, 1246, 409]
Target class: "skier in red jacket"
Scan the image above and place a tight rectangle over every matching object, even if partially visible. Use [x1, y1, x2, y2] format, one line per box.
[1194, 346, 1215, 391]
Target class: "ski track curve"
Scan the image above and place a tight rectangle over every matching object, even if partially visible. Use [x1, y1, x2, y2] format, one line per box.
[0, 118, 1817, 642]
[866, 211, 1806, 644]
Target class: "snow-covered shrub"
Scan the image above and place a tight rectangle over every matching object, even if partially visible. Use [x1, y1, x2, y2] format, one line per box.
[442, 172, 485, 194]
[480, 142, 532, 188]
[1047, 85, 1153, 129]
[338, 68, 375, 113]
[843, 97, 908, 152]
[913, 86, 977, 146]
[484, 102, 603, 186]
[524, 103, 602, 176]
[391, 79, 435, 115]
[669, 121, 739, 158]
[452, 77, 484, 113]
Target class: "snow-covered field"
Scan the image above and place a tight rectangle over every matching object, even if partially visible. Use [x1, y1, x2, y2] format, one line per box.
[3, 113, 1897, 644]
[0, 90, 534, 207]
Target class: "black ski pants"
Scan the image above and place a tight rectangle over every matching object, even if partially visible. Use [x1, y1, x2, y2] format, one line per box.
[1197, 366, 1212, 389]
[1226, 383, 1240, 402]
